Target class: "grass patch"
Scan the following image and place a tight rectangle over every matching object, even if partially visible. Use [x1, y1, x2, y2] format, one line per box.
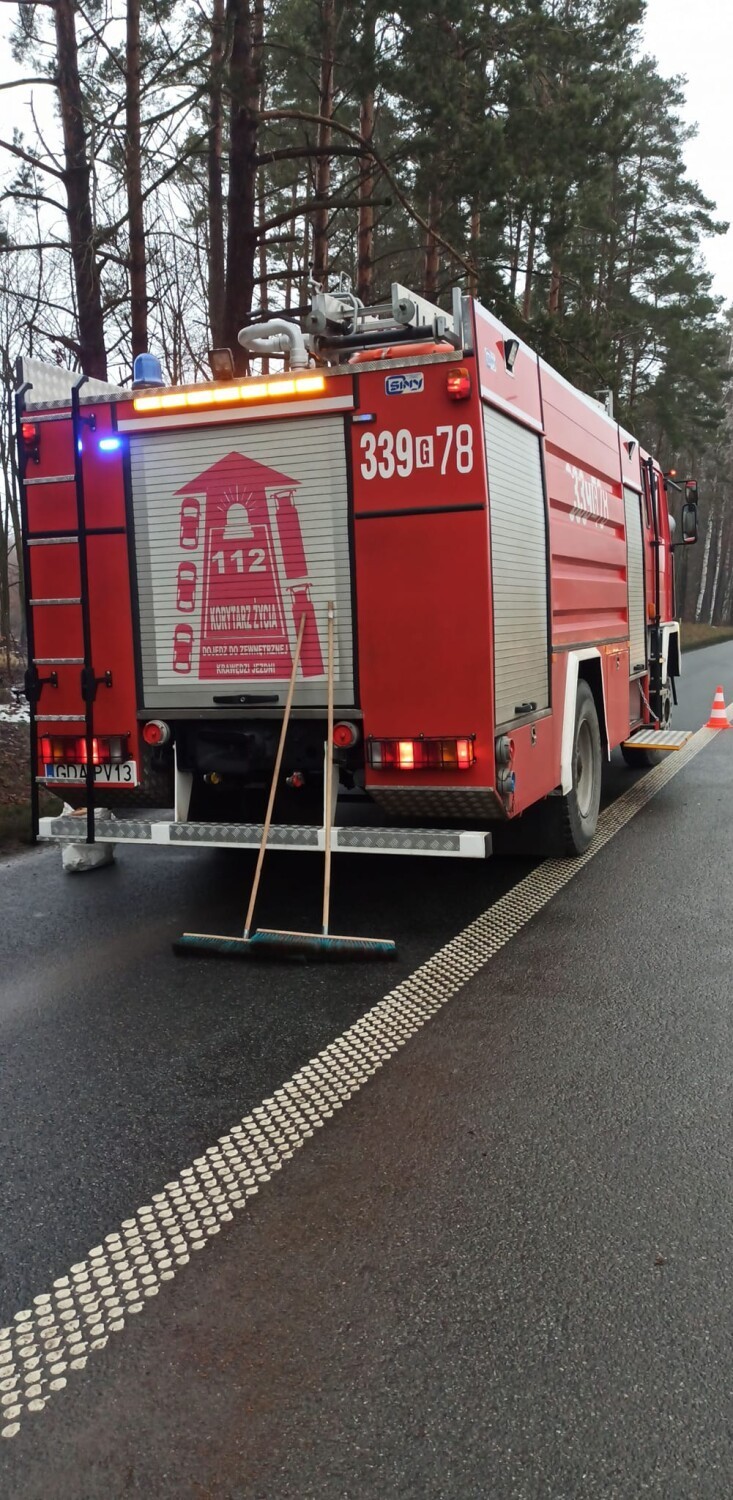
[680, 623, 733, 652]
[0, 791, 64, 852]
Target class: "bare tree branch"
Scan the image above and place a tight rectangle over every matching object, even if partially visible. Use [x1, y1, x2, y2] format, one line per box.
[259, 108, 476, 277]
[0, 137, 65, 180]
[0, 76, 55, 91]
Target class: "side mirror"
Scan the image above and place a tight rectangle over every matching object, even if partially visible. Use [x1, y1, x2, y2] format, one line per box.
[681, 501, 698, 544]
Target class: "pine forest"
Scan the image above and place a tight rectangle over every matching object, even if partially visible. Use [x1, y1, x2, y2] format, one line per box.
[0, 0, 731, 651]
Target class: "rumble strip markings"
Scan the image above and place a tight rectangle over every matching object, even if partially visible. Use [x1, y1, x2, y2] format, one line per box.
[0, 720, 721, 1440]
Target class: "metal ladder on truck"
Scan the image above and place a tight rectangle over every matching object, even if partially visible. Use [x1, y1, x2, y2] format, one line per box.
[16, 374, 111, 845]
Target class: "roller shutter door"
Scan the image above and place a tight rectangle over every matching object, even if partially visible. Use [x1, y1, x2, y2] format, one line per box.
[624, 486, 647, 674]
[483, 403, 549, 726]
[129, 416, 353, 710]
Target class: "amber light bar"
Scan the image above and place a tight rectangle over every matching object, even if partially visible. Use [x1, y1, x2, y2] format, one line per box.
[133, 374, 326, 414]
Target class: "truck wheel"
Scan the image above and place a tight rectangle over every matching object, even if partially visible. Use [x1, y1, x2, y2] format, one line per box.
[621, 744, 655, 769]
[561, 680, 602, 855]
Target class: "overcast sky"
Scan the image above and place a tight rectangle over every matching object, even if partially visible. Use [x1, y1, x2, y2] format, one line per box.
[643, 0, 733, 304]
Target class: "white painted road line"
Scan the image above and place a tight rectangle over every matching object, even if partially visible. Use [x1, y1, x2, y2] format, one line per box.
[0, 721, 722, 1441]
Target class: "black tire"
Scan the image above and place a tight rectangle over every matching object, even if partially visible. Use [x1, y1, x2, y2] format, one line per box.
[621, 744, 656, 769]
[561, 680, 602, 855]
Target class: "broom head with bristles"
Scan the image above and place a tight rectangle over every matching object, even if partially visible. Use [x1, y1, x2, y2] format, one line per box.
[249, 927, 397, 960]
[173, 928, 397, 961]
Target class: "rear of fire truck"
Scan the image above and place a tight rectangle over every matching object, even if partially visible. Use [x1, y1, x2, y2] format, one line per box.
[18, 286, 501, 860]
[17, 281, 696, 862]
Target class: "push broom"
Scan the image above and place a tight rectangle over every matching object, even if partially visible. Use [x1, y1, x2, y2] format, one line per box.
[174, 604, 396, 960]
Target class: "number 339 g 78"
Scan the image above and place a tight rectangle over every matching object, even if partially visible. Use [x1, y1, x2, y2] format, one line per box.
[359, 424, 474, 480]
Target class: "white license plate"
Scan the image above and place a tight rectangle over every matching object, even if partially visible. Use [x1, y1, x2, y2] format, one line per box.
[44, 760, 139, 786]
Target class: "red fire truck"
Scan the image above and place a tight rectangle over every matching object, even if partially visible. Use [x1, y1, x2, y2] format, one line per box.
[16, 284, 698, 863]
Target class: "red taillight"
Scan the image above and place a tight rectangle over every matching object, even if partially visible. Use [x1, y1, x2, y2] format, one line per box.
[368, 737, 475, 771]
[76, 736, 104, 764]
[446, 367, 471, 401]
[41, 736, 69, 765]
[40, 733, 126, 766]
[398, 740, 415, 770]
[21, 421, 41, 464]
[143, 719, 170, 746]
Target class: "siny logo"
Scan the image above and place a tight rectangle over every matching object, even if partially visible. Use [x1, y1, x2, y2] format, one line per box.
[385, 373, 425, 395]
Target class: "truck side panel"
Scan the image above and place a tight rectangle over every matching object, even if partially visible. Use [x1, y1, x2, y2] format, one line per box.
[539, 364, 628, 650]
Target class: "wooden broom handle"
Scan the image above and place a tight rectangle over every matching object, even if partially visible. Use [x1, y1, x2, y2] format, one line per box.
[322, 602, 335, 934]
[244, 611, 306, 938]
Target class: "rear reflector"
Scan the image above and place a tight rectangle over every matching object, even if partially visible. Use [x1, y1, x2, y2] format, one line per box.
[333, 720, 359, 749]
[142, 719, 170, 746]
[368, 737, 475, 771]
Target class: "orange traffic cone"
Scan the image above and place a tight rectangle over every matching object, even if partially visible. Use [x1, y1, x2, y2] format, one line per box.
[706, 686, 731, 730]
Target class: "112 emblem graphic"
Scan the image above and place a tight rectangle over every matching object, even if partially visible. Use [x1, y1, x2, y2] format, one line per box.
[173, 453, 323, 681]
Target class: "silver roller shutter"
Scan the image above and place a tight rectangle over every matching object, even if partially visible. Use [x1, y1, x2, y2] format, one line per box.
[129, 416, 353, 710]
[483, 403, 549, 726]
[624, 486, 647, 674]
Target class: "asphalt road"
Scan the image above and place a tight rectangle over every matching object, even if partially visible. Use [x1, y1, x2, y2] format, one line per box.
[1, 642, 732, 1498]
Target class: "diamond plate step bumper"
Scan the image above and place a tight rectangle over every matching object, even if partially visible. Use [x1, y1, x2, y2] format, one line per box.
[38, 816, 492, 859]
[622, 728, 693, 752]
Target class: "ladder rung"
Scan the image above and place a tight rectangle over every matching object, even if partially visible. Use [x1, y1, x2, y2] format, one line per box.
[27, 537, 78, 548]
[24, 473, 75, 486]
[30, 597, 81, 606]
[34, 714, 86, 722]
[34, 657, 84, 666]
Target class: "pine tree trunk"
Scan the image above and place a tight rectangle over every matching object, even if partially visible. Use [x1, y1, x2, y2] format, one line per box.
[709, 511, 725, 623]
[126, 0, 146, 359]
[312, 0, 336, 287]
[548, 256, 562, 317]
[423, 188, 441, 300]
[0, 494, 11, 681]
[224, 0, 263, 369]
[694, 508, 713, 621]
[468, 206, 480, 297]
[357, 99, 375, 302]
[522, 208, 537, 321]
[284, 180, 297, 311]
[356, 0, 376, 304]
[54, 0, 107, 377]
[508, 208, 523, 303]
[208, 0, 226, 347]
[257, 77, 268, 370]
